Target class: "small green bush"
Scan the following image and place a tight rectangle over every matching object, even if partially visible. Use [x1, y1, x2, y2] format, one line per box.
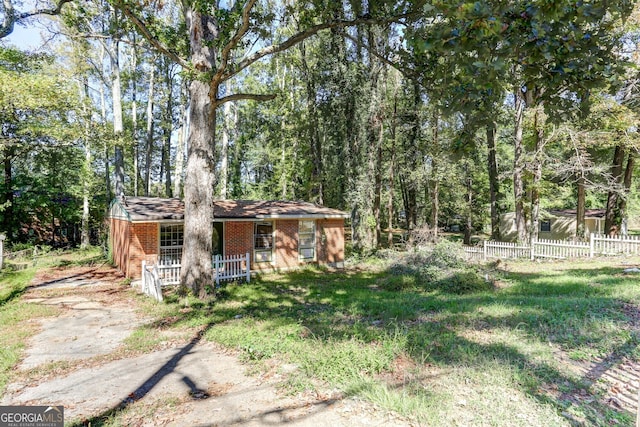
[388, 252, 429, 277]
[384, 240, 492, 294]
[439, 270, 493, 294]
[427, 240, 466, 269]
[8, 242, 33, 252]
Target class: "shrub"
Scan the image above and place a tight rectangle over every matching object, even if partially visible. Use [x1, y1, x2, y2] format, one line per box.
[387, 251, 430, 277]
[383, 241, 492, 295]
[427, 240, 466, 269]
[438, 270, 493, 294]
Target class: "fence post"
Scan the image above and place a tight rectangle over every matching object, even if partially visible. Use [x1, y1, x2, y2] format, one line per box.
[245, 252, 251, 283]
[482, 240, 487, 261]
[589, 233, 595, 258]
[141, 260, 147, 292]
[215, 254, 221, 286]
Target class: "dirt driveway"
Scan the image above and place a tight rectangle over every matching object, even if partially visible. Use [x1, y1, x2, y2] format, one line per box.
[1, 264, 410, 426]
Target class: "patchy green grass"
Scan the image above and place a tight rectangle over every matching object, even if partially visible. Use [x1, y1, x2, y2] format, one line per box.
[145, 255, 640, 426]
[6, 246, 639, 426]
[0, 265, 58, 394]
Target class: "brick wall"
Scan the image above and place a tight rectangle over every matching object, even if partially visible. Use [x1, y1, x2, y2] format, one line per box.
[224, 221, 254, 261]
[317, 219, 345, 265]
[275, 219, 299, 269]
[111, 217, 347, 279]
[110, 218, 130, 277]
[127, 222, 159, 278]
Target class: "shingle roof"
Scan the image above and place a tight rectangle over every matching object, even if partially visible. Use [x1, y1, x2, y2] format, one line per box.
[548, 209, 605, 218]
[110, 196, 349, 222]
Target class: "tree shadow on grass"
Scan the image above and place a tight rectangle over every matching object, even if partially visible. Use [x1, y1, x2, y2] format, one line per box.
[128, 264, 640, 424]
[221, 266, 639, 423]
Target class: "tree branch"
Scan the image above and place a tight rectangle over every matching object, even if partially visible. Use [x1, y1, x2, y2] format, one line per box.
[112, 0, 190, 69]
[214, 92, 277, 107]
[212, 0, 257, 87]
[1, 0, 72, 39]
[223, 12, 419, 82]
[337, 29, 420, 82]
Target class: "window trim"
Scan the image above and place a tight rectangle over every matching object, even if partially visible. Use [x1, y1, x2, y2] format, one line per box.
[159, 223, 184, 265]
[254, 221, 274, 263]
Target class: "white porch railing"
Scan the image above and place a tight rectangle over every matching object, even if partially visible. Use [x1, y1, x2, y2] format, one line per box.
[141, 253, 251, 298]
[464, 233, 640, 262]
[157, 259, 181, 285]
[141, 260, 164, 302]
[213, 253, 251, 285]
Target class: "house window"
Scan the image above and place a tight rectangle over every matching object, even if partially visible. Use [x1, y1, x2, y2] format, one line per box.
[540, 220, 551, 232]
[299, 220, 316, 261]
[160, 224, 183, 265]
[254, 221, 274, 263]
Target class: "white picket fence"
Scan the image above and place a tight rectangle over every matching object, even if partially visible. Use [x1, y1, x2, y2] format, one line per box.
[213, 253, 251, 285]
[465, 233, 640, 262]
[140, 253, 251, 300]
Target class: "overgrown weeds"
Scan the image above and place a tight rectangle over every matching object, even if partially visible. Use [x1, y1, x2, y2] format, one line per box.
[384, 240, 494, 294]
[4, 247, 640, 425]
[152, 254, 639, 425]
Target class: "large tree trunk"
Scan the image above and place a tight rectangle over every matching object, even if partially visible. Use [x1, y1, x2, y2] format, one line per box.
[110, 36, 125, 198]
[529, 103, 545, 243]
[618, 152, 635, 236]
[401, 81, 421, 234]
[486, 121, 501, 240]
[430, 114, 439, 241]
[387, 80, 398, 248]
[373, 113, 384, 247]
[513, 88, 527, 243]
[604, 145, 625, 235]
[81, 79, 91, 249]
[130, 41, 139, 197]
[99, 45, 112, 202]
[144, 63, 155, 196]
[180, 8, 217, 297]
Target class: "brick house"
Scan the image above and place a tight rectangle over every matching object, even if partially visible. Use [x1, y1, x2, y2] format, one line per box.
[108, 196, 349, 279]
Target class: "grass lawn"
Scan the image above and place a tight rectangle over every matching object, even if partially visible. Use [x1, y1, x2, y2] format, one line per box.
[146, 254, 640, 426]
[2, 246, 639, 426]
